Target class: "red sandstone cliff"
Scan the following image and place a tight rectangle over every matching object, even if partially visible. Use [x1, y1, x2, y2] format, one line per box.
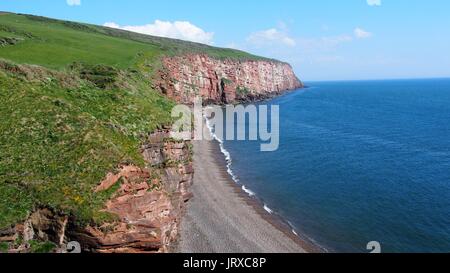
[1, 130, 193, 253]
[70, 131, 194, 253]
[156, 54, 303, 104]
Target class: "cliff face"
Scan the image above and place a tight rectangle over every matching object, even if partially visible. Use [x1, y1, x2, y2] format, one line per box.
[156, 54, 303, 104]
[1, 130, 193, 253]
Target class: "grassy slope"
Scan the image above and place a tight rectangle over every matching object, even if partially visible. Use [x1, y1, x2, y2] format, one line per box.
[0, 64, 174, 228]
[0, 12, 271, 230]
[0, 13, 269, 69]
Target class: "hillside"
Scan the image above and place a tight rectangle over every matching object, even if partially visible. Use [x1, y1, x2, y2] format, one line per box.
[0, 12, 268, 70]
[0, 12, 301, 252]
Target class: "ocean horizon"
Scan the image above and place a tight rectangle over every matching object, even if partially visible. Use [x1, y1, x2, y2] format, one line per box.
[305, 77, 450, 84]
[215, 78, 450, 253]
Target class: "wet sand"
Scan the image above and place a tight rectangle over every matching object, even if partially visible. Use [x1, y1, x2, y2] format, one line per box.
[176, 138, 312, 253]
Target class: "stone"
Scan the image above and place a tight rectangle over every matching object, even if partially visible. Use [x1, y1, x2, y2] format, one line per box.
[70, 130, 194, 253]
[155, 54, 303, 104]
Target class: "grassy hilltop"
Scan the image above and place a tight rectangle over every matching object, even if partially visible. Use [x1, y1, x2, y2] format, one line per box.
[0, 12, 267, 232]
[0, 12, 265, 69]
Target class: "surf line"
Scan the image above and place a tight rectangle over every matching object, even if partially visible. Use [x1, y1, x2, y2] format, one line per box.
[204, 114, 297, 238]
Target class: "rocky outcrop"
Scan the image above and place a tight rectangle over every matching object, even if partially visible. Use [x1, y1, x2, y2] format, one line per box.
[0, 60, 80, 88]
[156, 54, 303, 104]
[0, 130, 193, 253]
[0, 209, 68, 253]
[70, 130, 193, 253]
[0, 37, 22, 47]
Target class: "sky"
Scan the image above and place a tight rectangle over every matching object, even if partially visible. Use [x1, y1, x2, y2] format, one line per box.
[1, 0, 450, 81]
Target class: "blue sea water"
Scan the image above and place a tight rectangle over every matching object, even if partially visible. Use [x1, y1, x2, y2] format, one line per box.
[219, 79, 450, 253]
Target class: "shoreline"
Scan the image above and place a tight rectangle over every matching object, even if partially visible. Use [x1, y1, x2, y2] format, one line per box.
[175, 133, 321, 253]
[209, 141, 325, 253]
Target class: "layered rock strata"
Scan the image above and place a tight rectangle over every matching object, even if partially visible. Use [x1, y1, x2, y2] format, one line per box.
[156, 54, 303, 104]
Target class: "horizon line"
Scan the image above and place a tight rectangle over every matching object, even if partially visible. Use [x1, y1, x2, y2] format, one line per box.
[303, 76, 450, 83]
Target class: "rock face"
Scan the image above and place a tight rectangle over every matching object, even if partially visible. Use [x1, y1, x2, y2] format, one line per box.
[0, 209, 68, 253]
[156, 54, 303, 104]
[70, 130, 193, 253]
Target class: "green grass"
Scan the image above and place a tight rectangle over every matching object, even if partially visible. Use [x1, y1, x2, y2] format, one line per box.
[0, 12, 273, 71]
[29, 240, 56, 253]
[236, 86, 251, 97]
[0, 29, 21, 37]
[0, 14, 159, 70]
[0, 242, 9, 253]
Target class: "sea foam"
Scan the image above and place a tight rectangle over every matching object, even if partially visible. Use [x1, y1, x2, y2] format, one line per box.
[205, 116, 239, 183]
[242, 185, 256, 197]
[263, 204, 274, 214]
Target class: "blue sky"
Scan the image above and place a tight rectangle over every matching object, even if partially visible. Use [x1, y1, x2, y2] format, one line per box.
[1, 0, 450, 81]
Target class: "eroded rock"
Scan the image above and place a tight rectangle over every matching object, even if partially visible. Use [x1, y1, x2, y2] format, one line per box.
[156, 54, 303, 104]
[0, 130, 193, 253]
[71, 130, 194, 253]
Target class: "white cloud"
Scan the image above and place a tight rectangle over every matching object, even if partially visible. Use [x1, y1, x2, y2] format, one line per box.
[367, 0, 382, 6]
[66, 0, 81, 6]
[354, 27, 372, 39]
[103, 20, 214, 45]
[247, 28, 296, 47]
[103, 22, 120, 28]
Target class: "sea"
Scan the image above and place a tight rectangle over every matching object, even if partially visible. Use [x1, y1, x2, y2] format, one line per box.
[212, 79, 450, 253]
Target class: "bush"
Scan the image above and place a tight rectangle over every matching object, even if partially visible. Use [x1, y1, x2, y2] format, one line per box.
[71, 63, 118, 88]
[29, 240, 56, 253]
[236, 86, 250, 97]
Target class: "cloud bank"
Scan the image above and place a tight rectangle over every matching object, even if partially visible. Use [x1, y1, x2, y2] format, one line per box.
[246, 28, 296, 47]
[367, 0, 382, 6]
[66, 0, 81, 6]
[103, 20, 214, 45]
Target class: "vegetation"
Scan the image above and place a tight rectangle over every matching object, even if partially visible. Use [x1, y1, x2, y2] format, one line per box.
[221, 78, 233, 85]
[0, 12, 272, 71]
[29, 240, 56, 253]
[0, 242, 8, 253]
[236, 86, 251, 97]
